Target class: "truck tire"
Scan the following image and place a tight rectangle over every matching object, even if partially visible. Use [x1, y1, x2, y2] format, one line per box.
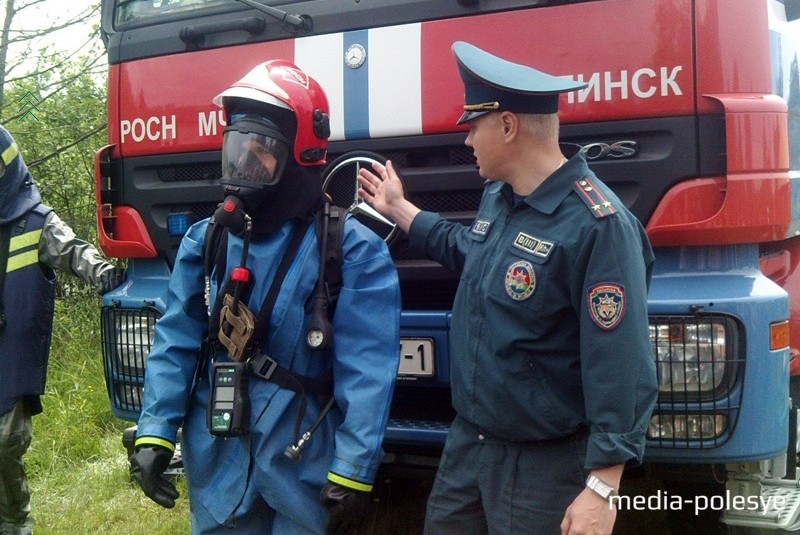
[727, 528, 800, 535]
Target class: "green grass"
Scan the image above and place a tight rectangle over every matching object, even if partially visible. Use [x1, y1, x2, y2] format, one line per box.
[24, 294, 191, 535]
[24, 292, 429, 534]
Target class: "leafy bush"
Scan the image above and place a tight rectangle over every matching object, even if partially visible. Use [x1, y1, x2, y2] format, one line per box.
[26, 294, 191, 535]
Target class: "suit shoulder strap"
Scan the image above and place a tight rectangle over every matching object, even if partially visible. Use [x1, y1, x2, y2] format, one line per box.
[203, 217, 230, 285]
[315, 203, 345, 312]
[31, 204, 53, 217]
[203, 217, 230, 339]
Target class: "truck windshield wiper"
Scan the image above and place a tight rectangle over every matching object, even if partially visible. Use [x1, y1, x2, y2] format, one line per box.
[231, 0, 312, 34]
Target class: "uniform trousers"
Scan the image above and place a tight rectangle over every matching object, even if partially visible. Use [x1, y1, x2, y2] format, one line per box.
[424, 415, 588, 535]
[0, 401, 33, 535]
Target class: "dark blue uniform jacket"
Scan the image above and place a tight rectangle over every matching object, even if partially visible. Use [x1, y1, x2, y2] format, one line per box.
[409, 149, 658, 469]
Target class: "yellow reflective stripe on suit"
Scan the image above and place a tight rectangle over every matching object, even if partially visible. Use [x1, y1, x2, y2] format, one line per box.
[1, 142, 18, 166]
[6, 229, 41, 273]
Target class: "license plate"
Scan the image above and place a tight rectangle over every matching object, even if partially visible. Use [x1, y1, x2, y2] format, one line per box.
[398, 338, 434, 377]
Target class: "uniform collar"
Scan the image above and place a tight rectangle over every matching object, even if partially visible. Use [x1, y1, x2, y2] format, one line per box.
[508, 143, 588, 214]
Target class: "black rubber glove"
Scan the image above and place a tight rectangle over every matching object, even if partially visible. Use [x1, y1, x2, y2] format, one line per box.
[320, 482, 372, 535]
[99, 267, 126, 295]
[129, 445, 179, 508]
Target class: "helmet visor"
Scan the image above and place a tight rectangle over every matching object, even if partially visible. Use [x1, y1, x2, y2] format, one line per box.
[222, 117, 290, 186]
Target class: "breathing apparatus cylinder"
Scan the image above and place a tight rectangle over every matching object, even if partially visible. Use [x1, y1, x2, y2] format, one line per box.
[305, 202, 335, 351]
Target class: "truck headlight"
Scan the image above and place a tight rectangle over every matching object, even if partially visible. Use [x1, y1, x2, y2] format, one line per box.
[115, 383, 143, 409]
[111, 310, 158, 376]
[649, 316, 737, 400]
[648, 413, 728, 440]
[101, 306, 161, 415]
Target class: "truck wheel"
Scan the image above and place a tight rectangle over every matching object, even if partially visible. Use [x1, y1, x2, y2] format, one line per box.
[728, 528, 800, 535]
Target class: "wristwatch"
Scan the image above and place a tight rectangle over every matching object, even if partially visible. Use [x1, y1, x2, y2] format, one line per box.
[586, 474, 618, 501]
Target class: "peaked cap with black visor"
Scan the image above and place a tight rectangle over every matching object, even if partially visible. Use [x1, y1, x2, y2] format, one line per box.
[452, 41, 587, 124]
[213, 60, 331, 235]
[0, 125, 42, 225]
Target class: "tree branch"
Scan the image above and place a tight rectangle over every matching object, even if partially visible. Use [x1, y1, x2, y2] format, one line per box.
[25, 122, 107, 169]
[3, 28, 101, 86]
[1, 50, 105, 120]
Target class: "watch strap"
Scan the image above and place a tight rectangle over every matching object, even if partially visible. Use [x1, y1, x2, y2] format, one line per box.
[586, 474, 618, 501]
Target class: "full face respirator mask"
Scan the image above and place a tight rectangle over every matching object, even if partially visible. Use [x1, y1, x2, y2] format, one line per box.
[215, 114, 291, 234]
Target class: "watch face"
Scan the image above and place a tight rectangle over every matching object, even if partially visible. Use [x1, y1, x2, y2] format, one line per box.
[307, 329, 325, 348]
[345, 44, 366, 69]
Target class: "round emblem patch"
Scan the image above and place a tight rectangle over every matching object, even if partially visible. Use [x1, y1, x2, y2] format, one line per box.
[587, 283, 625, 330]
[505, 260, 536, 301]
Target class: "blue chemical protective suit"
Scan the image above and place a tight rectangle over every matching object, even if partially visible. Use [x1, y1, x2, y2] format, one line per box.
[136, 215, 400, 533]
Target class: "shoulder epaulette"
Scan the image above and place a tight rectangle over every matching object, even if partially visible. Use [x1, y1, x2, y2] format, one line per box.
[31, 203, 52, 217]
[572, 176, 616, 219]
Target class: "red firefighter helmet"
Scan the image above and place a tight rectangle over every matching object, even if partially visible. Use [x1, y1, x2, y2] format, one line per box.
[213, 60, 330, 166]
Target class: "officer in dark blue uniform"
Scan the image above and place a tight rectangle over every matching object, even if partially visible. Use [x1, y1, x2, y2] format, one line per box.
[357, 42, 658, 534]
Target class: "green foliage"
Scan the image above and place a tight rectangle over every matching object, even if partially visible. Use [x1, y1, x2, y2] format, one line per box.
[26, 294, 192, 535]
[2, 47, 106, 234]
[1, 45, 109, 297]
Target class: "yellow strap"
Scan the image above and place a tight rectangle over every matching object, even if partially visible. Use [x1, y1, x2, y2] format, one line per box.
[1, 142, 18, 166]
[9, 229, 41, 252]
[134, 436, 176, 452]
[327, 472, 373, 492]
[6, 249, 38, 273]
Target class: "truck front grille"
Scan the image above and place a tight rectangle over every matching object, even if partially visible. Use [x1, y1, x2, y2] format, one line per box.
[101, 305, 161, 420]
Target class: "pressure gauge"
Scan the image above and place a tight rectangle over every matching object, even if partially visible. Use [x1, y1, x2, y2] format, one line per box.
[307, 328, 326, 349]
[306, 317, 333, 350]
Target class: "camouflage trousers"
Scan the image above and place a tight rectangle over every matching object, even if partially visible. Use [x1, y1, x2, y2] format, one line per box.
[0, 401, 33, 535]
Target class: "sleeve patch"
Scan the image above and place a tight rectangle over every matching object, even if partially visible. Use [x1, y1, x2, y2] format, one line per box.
[587, 283, 625, 330]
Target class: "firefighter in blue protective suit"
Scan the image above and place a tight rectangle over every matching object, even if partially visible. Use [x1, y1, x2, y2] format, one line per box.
[129, 60, 401, 535]
[358, 42, 658, 535]
[0, 124, 124, 535]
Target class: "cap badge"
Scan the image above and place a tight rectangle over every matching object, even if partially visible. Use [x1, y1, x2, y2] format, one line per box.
[588, 283, 625, 330]
[505, 260, 536, 301]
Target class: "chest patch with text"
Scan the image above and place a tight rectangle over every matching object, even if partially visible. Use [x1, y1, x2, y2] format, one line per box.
[471, 219, 492, 236]
[513, 232, 554, 259]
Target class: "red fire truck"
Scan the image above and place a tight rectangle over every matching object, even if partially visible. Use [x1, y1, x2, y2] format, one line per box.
[97, 0, 800, 531]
